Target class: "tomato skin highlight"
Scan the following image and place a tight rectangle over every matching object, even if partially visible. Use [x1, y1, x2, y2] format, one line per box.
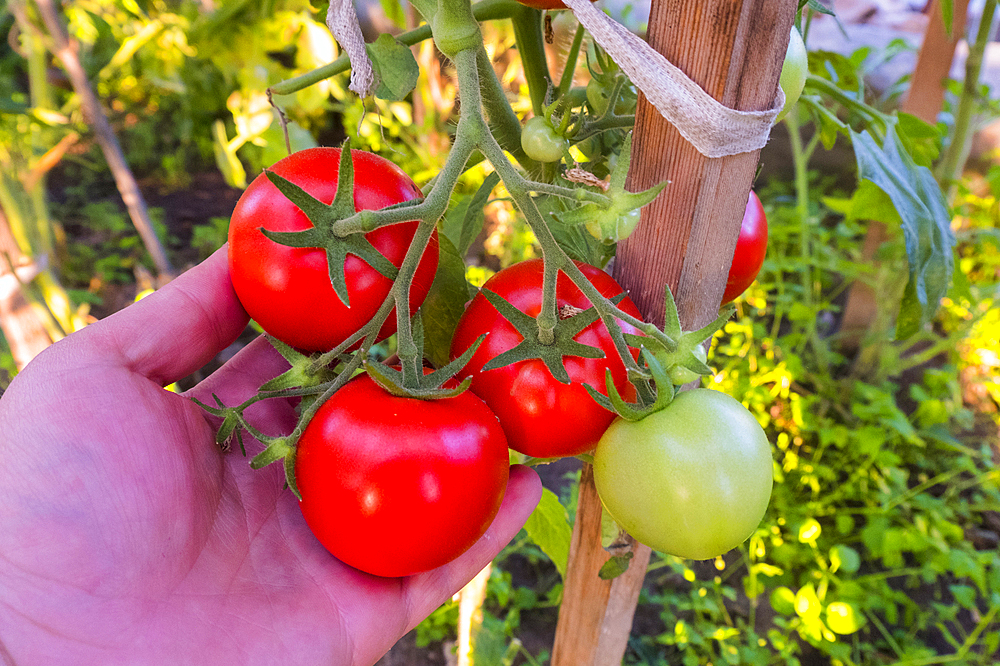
[228, 147, 439, 352]
[593, 388, 773, 560]
[450, 259, 643, 458]
[721, 191, 768, 305]
[295, 373, 510, 578]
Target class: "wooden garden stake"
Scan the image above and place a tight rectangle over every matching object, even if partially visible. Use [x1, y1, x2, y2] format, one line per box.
[551, 2, 796, 664]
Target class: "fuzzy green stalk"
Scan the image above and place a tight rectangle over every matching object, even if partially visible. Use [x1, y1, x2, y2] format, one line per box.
[557, 23, 586, 100]
[508, 5, 552, 116]
[475, 44, 537, 169]
[452, 47, 672, 375]
[936, 0, 998, 189]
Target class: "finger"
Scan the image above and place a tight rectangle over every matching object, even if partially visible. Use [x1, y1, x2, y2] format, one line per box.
[402, 465, 542, 626]
[76, 247, 249, 386]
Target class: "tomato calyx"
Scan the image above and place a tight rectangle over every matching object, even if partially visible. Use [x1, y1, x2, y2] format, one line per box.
[257, 141, 418, 307]
[555, 133, 664, 243]
[477, 286, 621, 385]
[588, 284, 735, 421]
[362, 313, 487, 399]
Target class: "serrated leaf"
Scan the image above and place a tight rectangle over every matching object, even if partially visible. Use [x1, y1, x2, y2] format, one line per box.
[523, 488, 572, 579]
[851, 128, 955, 339]
[420, 235, 473, 367]
[366, 34, 419, 101]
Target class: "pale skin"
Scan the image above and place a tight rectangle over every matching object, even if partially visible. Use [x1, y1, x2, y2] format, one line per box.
[0, 248, 542, 665]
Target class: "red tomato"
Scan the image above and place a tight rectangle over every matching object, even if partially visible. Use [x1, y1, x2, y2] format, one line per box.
[450, 259, 643, 458]
[228, 147, 439, 352]
[295, 373, 510, 578]
[721, 191, 768, 305]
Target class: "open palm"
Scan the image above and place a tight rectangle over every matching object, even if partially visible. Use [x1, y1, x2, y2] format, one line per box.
[0, 249, 541, 665]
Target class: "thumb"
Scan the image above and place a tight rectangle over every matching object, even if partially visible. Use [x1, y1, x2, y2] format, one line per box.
[74, 246, 250, 386]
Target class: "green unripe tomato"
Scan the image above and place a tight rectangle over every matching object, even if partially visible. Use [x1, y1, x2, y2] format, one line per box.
[666, 344, 708, 385]
[586, 78, 637, 116]
[585, 208, 641, 243]
[593, 389, 773, 560]
[777, 26, 807, 121]
[521, 116, 568, 163]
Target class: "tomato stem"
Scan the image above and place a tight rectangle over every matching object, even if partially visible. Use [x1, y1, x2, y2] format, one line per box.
[509, 4, 552, 117]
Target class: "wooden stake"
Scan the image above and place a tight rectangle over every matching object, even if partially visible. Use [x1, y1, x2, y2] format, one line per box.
[551, 2, 795, 664]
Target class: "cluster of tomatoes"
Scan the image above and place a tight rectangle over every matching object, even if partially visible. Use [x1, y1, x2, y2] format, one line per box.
[226, 145, 772, 576]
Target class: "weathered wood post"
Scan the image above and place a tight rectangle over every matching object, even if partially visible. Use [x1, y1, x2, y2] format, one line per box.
[551, 2, 796, 663]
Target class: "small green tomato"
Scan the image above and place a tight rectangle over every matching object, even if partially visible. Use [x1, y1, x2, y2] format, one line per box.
[777, 26, 807, 121]
[521, 116, 568, 163]
[585, 208, 641, 243]
[667, 344, 708, 385]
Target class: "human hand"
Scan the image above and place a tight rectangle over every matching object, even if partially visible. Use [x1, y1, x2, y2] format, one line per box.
[0, 248, 542, 665]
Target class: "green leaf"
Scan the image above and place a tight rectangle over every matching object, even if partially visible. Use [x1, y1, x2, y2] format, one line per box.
[523, 487, 572, 579]
[804, 0, 836, 16]
[366, 34, 419, 101]
[896, 112, 944, 168]
[420, 234, 473, 367]
[940, 0, 954, 36]
[851, 128, 955, 339]
[829, 544, 861, 574]
[459, 172, 500, 257]
[598, 553, 634, 580]
[212, 119, 246, 189]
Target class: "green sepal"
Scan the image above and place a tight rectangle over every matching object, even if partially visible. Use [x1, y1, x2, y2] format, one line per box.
[250, 437, 294, 470]
[662, 282, 682, 340]
[478, 288, 605, 384]
[190, 393, 246, 454]
[587, 349, 675, 421]
[258, 141, 399, 307]
[364, 359, 474, 399]
[258, 335, 336, 391]
[284, 452, 301, 501]
[554, 133, 665, 241]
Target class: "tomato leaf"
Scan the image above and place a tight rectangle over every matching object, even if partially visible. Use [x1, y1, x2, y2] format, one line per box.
[462, 172, 500, 256]
[598, 553, 634, 580]
[366, 34, 419, 101]
[522, 487, 572, 579]
[851, 128, 955, 339]
[420, 234, 474, 367]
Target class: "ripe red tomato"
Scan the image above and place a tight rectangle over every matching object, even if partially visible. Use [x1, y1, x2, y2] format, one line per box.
[721, 191, 768, 305]
[450, 259, 643, 458]
[593, 388, 772, 560]
[228, 147, 439, 352]
[295, 373, 510, 578]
